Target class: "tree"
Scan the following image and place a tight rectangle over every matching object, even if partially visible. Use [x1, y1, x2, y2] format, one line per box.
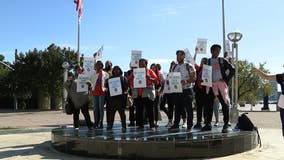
[0, 55, 14, 108]
[235, 60, 260, 105]
[257, 63, 275, 110]
[12, 44, 77, 109]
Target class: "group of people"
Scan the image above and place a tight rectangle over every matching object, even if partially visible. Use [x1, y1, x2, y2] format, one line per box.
[65, 44, 236, 133]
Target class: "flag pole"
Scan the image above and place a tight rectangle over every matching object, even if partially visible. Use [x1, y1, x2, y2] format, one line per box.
[77, 19, 80, 65]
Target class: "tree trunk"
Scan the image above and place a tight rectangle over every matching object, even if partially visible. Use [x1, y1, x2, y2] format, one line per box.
[262, 95, 269, 110]
[38, 91, 50, 110]
[50, 96, 62, 110]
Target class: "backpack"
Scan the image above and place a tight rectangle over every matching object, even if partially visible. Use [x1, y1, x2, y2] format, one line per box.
[235, 113, 262, 147]
[65, 95, 74, 115]
[207, 57, 235, 83]
[171, 63, 191, 72]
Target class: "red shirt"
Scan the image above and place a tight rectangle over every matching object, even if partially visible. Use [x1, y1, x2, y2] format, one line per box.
[92, 71, 105, 96]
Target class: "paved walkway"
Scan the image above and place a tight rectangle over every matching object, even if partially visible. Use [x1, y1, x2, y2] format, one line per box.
[0, 109, 283, 160]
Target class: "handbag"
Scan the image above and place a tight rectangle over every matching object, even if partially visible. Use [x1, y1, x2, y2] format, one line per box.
[65, 96, 74, 115]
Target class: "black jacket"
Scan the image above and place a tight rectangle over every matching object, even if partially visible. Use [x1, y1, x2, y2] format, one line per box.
[207, 57, 235, 84]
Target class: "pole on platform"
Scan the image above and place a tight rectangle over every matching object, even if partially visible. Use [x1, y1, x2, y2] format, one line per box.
[77, 19, 80, 65]
[235, 43, 239, 106]
[62, 61, 69, 112]
[228, 30, 243, 123]
[231, 43, 235, 107]
[222, 0, 226, 57]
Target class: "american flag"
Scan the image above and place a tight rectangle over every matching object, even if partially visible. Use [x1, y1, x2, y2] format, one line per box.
[74, 0, 83, 22]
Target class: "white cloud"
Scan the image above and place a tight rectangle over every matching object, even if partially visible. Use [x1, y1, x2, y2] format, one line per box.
[152, 5, 186, 17]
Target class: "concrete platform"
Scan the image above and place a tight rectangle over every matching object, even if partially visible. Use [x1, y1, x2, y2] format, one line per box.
[51, 122, 259, 159]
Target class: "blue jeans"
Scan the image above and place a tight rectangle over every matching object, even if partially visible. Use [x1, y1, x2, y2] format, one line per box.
[280, 108, 284, 137]
[93, 95, 105, 124]
[213, 99, 220, 122]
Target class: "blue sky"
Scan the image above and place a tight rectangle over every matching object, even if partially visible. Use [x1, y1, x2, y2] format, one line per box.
[0, 0, 283, 74]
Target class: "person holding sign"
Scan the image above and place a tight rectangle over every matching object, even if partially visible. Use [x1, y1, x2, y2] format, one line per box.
[150, 63, 164, 127]
[128, 58, 159, 130]
[192, 57, 208, 129]
[89, 61, 109, 129]
[125, 64, 137, 127]
[253, 67, 284, 137]
[169, 50, 196, 132]
[202, 44, 235, 133]
[64, 65, 93, 130]
[103, 60, 113, 128]
[105, 66, 129, 131]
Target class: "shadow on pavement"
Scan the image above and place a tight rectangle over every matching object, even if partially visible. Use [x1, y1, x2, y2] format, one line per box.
[0, 141, 105, 160]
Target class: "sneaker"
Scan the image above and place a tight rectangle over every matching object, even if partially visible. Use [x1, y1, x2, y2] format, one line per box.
[182, 122, 187, 128]
[228, 122, 231, 127]
[99, 121, 103, 129]
[153, 122, 159, 128]
[201, 124, 212, 131]
[222, 124, 229, 133]
[128, 123, 135, 127]
[193, 123, 202, 129]
[214, 122, 219, 127]
[187, 127, 192, 132]
[165, 122, 173, 128]
[93, 123, 98, 129]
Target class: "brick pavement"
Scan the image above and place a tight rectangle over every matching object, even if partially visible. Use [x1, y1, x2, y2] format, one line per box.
[0, 109, 281, 129]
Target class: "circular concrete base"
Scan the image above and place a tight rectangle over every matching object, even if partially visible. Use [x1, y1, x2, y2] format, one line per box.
[51, 123, 259, 159]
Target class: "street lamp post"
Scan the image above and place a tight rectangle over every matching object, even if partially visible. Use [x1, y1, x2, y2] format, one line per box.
[62, 62, 70, 112]
[227, 30, 243, 123]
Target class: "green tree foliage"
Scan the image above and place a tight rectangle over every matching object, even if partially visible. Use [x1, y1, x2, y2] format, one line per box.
[0, 55, 13, 97]
[236, 60, 260, 105]
[235, 61, 275, 108]
[9, 44, 77, 109]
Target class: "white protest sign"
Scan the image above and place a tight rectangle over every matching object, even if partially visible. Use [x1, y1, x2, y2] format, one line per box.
[133, 68, 146, 88]
[184, 48, 196, 65]
[201, 64, 212, 87]
[76, 74, 89, 92]
[168, 72, 182, 93]
[83, 57, 94, 73]
[163, 75, 171, 94]
[196, 38, 208, 54]
[108, 77, 122, 97]
[130, 50, 142, 67]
